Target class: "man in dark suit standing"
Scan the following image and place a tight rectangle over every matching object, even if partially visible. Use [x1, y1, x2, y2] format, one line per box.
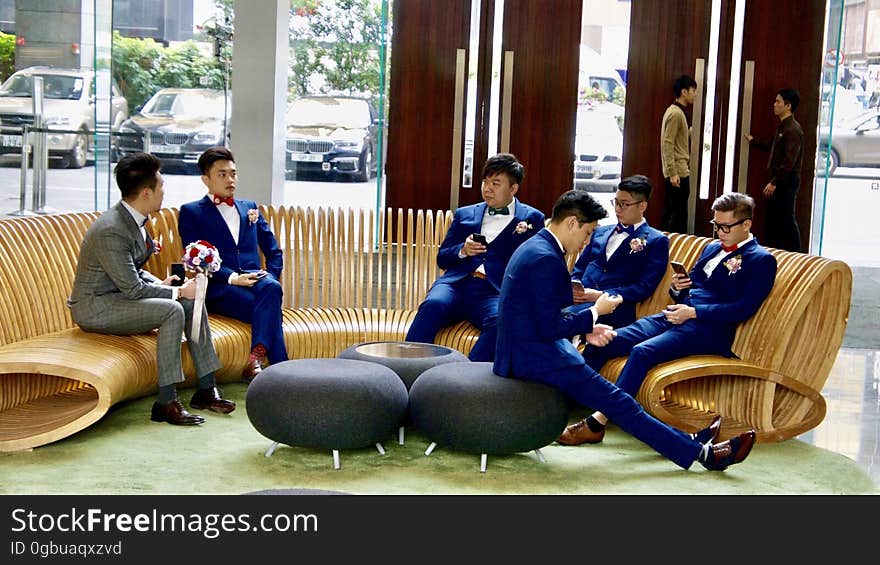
[569, 174, 669, 330]
[68, 152, 234, 425]
[494, 190, 756, 471]
[566, 192, 777, 445]
[405, 153, 545, 361]
[178, 147, 287, 382]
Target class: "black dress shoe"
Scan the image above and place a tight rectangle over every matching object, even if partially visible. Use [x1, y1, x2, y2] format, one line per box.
[190, 387, 236, 414]
[151, 400, 205, 426]
[700, 430, 757, 471]
[691, 415, 722, 444]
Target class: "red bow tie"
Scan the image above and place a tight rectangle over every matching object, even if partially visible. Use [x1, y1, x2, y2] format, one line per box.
[721, 243, 737, 253]
[213, 195, 235, 206]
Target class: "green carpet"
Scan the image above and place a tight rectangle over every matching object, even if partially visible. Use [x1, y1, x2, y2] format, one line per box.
[1, 383, 876, 495]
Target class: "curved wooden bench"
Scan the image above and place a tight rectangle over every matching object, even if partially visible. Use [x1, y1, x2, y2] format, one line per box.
[0, 207, 478, 452]
[598, 233, 852, 443]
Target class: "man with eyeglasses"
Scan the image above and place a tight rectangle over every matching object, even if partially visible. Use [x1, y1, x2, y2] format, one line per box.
[558, 192, 776, 446]
[495, 190, 758, 471]
[405, 153, 545, 361]
[568, 175, 669, 331]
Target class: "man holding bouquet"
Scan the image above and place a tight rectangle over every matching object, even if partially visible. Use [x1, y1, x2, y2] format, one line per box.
[68, 152, 235, 426]
[178, 147, 287, 382]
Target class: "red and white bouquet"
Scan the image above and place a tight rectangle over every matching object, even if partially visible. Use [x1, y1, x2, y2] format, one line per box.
[182, 240, 221, 342]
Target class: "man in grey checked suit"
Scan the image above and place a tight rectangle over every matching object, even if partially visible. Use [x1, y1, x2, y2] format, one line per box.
[68, 152, 235, 425]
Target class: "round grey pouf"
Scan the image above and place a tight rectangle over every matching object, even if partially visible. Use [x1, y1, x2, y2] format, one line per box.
[246, 359, 408, 467]
[409, 362, 568, 470]
[337, 341, 469, 390]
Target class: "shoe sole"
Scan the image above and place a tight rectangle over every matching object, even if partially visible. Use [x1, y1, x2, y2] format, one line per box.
[150, 416, 205, 425]
[189, 402, 235, 414]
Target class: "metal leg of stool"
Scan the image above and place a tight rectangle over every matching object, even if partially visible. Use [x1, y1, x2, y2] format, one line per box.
[332, 449, 340, 470]
[534, 448, 546, 463]
[376, 442, 385, 455]
[480, 453, 487, 473]
[265, 442, 279, 457]
[424, 442, 437, 456]
[399, 426, 405, 445]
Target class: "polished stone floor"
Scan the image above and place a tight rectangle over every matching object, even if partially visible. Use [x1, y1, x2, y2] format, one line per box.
[799, 348, 879, 486]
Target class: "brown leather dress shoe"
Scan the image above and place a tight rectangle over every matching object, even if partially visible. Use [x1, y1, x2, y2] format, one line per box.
[190, 387, 236, 414]
[557, 419, 605, 445]
[700, 430, 757, 471]
[150, 400, 205, 426]
[241, 358, 263, 383]
[690, 415, 722, 444]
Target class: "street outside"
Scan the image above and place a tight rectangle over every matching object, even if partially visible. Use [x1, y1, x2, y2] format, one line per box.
[1, 157, 878, 268]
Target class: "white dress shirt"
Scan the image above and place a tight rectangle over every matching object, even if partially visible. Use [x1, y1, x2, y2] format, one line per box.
[605, 219, 646, 259]
[120, 200, 178, 300]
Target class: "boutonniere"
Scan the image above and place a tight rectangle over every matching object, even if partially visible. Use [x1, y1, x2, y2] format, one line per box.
[247, 208, 260, 225]
[724, 255, 742, 275]
[629, 237, 647, 254]
[514, 221, 533, 234]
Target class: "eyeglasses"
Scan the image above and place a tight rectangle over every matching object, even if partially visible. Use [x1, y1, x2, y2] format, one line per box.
[610, 198, 644, 209]
[710, 218, 749, 234]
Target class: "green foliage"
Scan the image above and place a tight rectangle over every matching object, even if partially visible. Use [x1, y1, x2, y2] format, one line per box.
[0, 32, 15, 83]
[612, 85, 626, 106]
[111, 31, 225, 113]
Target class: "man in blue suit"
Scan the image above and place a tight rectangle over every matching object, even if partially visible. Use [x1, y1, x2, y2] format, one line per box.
[178, 147, 287, 382]
[564, 192, 777, 445]
[569, 174, 669, 330]
[494, 190, 756, 471]
[405, 153, 545, 361]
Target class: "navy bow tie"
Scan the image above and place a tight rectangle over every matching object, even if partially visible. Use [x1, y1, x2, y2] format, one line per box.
[488, 206, 509, 216]
[615, 223, 635, 236]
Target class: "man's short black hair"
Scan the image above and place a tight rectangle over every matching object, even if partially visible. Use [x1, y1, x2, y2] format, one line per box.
[617, 174, 653, 201]
[712, 192, 754, 220]
[778, 88, 800, 113]
[551, 190, 608, 224]
[673, 75, 697, 98]
[198, 146, 235, 175]
[482, 152, 524, 186]
[114, 152, 162, 200]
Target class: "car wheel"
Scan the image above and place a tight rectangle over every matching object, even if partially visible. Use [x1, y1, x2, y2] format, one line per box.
[355, 145, 372, 182]
[62, 133, 88, 169]
[819, 147, 838, 176]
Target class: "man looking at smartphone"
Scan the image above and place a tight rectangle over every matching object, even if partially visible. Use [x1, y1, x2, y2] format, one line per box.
[178, 147, 287, 382]
[568, 175, 669, 330]
[68, 152, 234, 425]
[559, 192, 777, 445]
[405, 153, 545, 361]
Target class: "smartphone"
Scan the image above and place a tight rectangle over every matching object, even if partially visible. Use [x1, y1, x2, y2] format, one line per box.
[670, 261, 689, 277]
[170, 263, 185, 287]
[252, 271, 269, 280]
[472, 233, 488, 245]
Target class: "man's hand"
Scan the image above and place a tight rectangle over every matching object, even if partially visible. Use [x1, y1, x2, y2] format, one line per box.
[670, 273, 692, 292]
[584, 323, 616, 347]
[462, 235, 488, 257]
[231, 272, 263, 287]
[763, 182, 776, 197]
[572, 283, 602, 304]
[178, 278, 197, 300]
[161, 274, 180, 286]
[744, 132, 753, 142]
[594, 292, 623, 316]
[670, 174, 681, 187]
[663, 303, 696, 325]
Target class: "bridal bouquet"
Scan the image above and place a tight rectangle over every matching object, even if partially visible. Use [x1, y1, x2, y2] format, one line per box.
[182, 240, 222, 342]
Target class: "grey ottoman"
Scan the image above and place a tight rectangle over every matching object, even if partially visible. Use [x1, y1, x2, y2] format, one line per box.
[409, 362, 568, 472]
[246, 358, 408, 469]
[338, 341, 469, 445]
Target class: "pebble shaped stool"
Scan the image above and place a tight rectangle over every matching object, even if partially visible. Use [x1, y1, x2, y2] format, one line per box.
[246, 358, 408, 470]
[337, 341, 469, 445]
[408, 362, 569, 473]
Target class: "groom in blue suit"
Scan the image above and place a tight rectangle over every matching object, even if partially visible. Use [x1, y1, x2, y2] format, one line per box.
[569, 174, 669, 329]
[494, 190, 756, 471]
[565, 192, 777, 445]
[405, 153, 544, 361]
[178, 147, 287, 382]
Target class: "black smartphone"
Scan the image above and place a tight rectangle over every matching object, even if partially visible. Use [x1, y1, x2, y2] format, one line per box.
[252, 271, 268, 280]
[670, 261, 688, 277]
[170, 263, 185, 287]
[472, 233, 488, 245]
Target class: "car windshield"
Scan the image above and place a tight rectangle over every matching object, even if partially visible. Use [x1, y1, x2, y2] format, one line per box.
[286, 98, 371, 129]
[0, 74, 84, 100]
[142, 91, 228, 118]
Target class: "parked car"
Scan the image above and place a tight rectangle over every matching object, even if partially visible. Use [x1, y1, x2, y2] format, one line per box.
[573, 108, 622, 192]
[116, 88, 231, 171]
[284, 96, 379, 182]
[818, 109, 880, 175]
[0, 66, 128, 168]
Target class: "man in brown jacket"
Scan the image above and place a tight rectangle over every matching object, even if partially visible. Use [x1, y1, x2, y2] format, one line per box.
[660, 75, 698, 234]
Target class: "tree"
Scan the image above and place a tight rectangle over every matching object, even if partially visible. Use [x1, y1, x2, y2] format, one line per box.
[0, 32, 15, 83]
